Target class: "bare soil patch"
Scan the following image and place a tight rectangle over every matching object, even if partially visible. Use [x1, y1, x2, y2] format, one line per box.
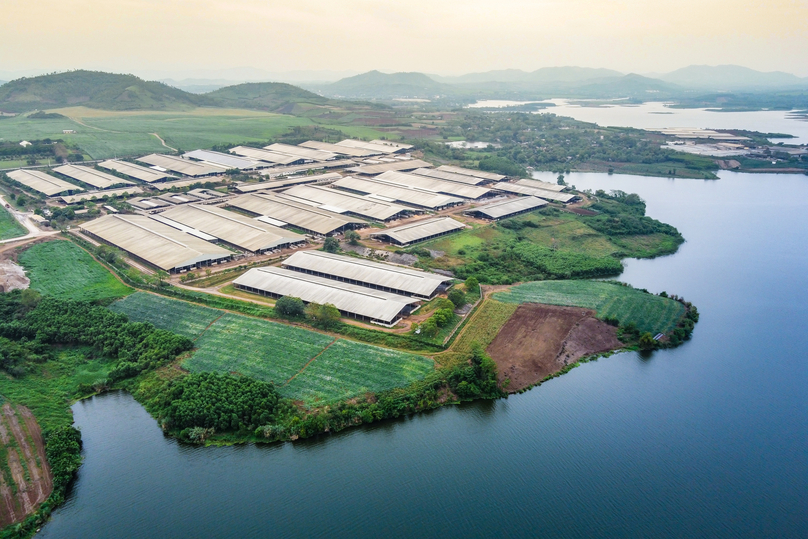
[487, 303, 622, 392]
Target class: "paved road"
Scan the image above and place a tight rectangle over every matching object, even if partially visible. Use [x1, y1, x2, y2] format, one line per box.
[0, 194, 60, 245]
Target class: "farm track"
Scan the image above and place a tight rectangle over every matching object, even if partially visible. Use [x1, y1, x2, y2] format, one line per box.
[283, 338, 339, 386]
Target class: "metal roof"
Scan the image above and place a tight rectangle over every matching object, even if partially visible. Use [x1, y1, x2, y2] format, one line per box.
[98, 160, 176, 182]
[234, 172, 341, 193]
[337, 139, 405, 154]
[264, 143, 336, 162]
[283, 250, 450, 298]
[369, 140, 414, 151]
[234, 266, 418, 324]
[281, 185, 409, 221]
[137, 154, 226, 177]
[183, 149, 259, 170]
[370, 217, 466, 245]
[60, 186, 143, 204]
[127, 198, 174, 210]
[6, 169, 82, 196]
[467, 196, 548, 219]
[53, 164, 134, 190]
[299, 140, 378, 157]
[513, 178, 567, 192]
[347, 159, 433, 175]
[331, 176, 462, 210]
[494, 182, 577, 203]
[81, 214, 232, 271]
[376, 170, 491, 200]
[410, 167, 488, 185]
[228, 192, 364, 235]
[158, 204, 305, 252]
[436, 165, 505, 182]
[229, 146, 305, 166]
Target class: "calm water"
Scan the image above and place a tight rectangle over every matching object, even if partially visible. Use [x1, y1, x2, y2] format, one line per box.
[40, 171, 808, 538]
[470, 99, 808, 144]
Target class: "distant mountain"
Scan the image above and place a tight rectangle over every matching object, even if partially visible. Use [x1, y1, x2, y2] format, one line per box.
[659, 65, 807, 90]
[573, 74, 683, 98]
[435, 67, 623, 84]
[319, 71, 447, 98]
[0, 70, 209, 112]
[205, 82, 330, 113]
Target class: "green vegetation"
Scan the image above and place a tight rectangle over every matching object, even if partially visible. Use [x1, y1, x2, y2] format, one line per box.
[0, 205, 26, 240]
[110, 293, 221, 339]
[274, 296, 306, 317]
[448, 300, 518, 357]
[283, 340, 434, 404]
[494, 280, 686, 334]
[18, 241, 131, 301]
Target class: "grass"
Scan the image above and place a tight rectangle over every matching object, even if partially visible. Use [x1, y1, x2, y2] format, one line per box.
[0, 204, 26, 240]
[283, 340, 434, 404]
[449, 299, 518, 356]
[18, 240, 132, 301]
[494, 280, 686, 334]
[109, 292, 222, 339]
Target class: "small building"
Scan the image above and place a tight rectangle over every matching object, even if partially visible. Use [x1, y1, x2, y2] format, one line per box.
[370, 217, 466, 246]
[19, 141, 32, 148]
[62, 130, 76, 134]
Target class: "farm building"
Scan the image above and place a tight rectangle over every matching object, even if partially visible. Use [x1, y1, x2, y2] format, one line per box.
[494, 182, 577, 203]
[369, 140, 413, 152]
[137, 154, 225, 177]
[299, 140, 379, 157]
[283, 250, 451, 299]
[6, 169, 82, 196]
[331, 176, 462, 210]
[513, 178, 568, 192]
[52, 164, 134, 190]
[81, 214, 232, 273]
[264, 143, 335, 162]
[370, 217, 466, 246]
[234, 172, 341, 193]
[282, 184, 410, 221]
[347, 159, 433, 176]
[158, 204, 305, 253]
[465, 196, 548, 220]
[410, 167, 489, 185]
[234, 266, 419, 326]
[436, 165, 505, 183]
[127, 197, 175, 210]
[229, 146, 305, 166]
[183, 150, 260, 170]
[227, 192, 365, 235]
[98, 160, 176, 183]
[376, 170, 492, 200]
[60, 186, 143, 204]
[258, 159, 356, 178]
[337, 139, 410, 154]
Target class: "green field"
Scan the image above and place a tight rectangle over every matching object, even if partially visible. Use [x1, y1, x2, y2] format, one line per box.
[0, 205, 26, 240]
[110, 293, 434, 404]
[18, 240, 132, 301]
[494, 280, 685, 334]
[283, 340, 434, 404]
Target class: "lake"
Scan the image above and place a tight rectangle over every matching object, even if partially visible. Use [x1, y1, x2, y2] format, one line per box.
[469, 99, 808, 144]
[39, 171, 808, 538]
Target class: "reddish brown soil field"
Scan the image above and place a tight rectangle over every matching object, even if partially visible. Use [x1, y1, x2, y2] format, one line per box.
[487, 303, 622, 392]
[0, 404, 52, 528]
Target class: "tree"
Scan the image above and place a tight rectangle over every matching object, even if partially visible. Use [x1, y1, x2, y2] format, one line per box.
[639, 332, 656, 350]
[345, 230, 360, 245]
[305, 302, 341, 327]
[447, 288, 466, 308]
[276, 296, 305, 317]
[464, 276, 479, 292]
[323, 237, 340, 253]
[420, 318, 438, 337]
[155, 270, 169, 287]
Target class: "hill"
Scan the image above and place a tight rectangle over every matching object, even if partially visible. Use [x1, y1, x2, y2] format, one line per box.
[205, 82, 331, 113]
[0, 70, 211, 113]
[320, 70, 447, 98]
[435, 66, 623, 84]
[659, 65, 807, 90]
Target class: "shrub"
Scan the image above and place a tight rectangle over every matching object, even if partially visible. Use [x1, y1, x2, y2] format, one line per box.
[448, 288, 466, 308]
[323, 237, 340, 252]
[275, 296, 305, 317]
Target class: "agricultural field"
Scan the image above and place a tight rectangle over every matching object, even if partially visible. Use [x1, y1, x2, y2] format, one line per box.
[494, 280, 685, 334]
[109, 292, 222, 339]
[283, 340, 434, 404]
[449, 299, 518, 356]
[18, 240, 131, 301]
[0, 205, 27, 240]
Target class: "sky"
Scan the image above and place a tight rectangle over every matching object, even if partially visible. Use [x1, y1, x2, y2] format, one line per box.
[2, 0, 808, 80]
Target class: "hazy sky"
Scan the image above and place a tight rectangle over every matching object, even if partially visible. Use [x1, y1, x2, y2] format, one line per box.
[3, 0, 808, 79]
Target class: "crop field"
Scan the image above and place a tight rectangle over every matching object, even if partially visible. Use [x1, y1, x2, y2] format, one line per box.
[18, 240, 131, 301]
[283, 340, 434, 404]
[494, 280, 685, 334]
[0, 206, 26, 240]
[109, 292, 222, 339]
[450, 299, 518, 355]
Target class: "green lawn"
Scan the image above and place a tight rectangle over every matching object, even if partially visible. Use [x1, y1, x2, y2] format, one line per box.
[109, 293, 436, 405]
[18, 240, 132, 301]
[494, 280, 685, 334]
[0, 205, 27, 240]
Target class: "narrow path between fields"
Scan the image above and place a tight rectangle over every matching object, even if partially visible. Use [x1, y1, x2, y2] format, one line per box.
[283, 337, 339, 386]
[67, 117, 121, 133]
[150, 133, 177, 151]
[194, 313, 225, 342]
